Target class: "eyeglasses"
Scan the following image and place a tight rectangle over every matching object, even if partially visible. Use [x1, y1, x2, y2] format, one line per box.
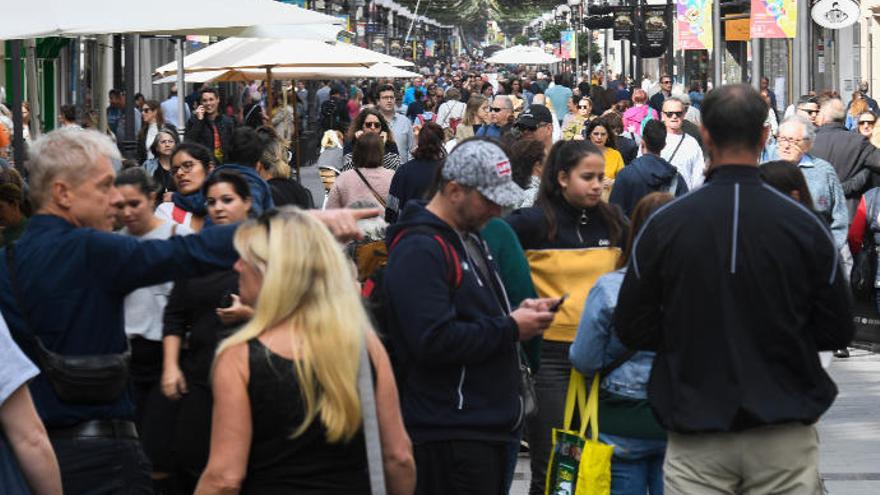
[859, 120, 876, 126]
[364, 121, 382, 129]
[777, 136, 806, 147]
[170, 160, 198, 175]
[663, 111, 683, 118]
[490, 107, 507, 113]
[157, 139, 176, 145]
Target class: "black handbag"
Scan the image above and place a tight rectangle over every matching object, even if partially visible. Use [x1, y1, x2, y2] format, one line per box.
[5, 243, 131, 405]
[517, 344, 538, 420]
[852, 193, 878, 302]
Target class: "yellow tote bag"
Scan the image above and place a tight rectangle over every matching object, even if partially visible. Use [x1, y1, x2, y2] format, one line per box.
[545, 371, 588, 495]
[574, 374, 614, 495]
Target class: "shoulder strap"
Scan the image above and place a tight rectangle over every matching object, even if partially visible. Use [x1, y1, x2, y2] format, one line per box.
[357, 338, 387, 495]
[353, 168, 387, 208]
[389, 226, 462, 288]
[667, 134, 686, 163]
[600, 349, 637, 377]
[666, 175, 679, 196]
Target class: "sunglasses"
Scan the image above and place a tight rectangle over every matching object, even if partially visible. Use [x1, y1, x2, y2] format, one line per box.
[860, 120, 876, 125]
[364, 121, 382, 129]
[578, 105, 591, 109]
[142, 107, 154, 113]
[663, 111, 683, 118]
[489, 107, 506, 113]
[661, 80, 672, 85]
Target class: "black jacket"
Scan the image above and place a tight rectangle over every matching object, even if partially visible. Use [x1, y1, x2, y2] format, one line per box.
[616, 135, 639, 165]
[184, 114, 235, 164]
[384, 202, 523, 444]
[268, 178, 314, 209]
[609, 154, 688, 216]
[615, 165, 853, 434]
[812, 122, 880, 215]
[384, 158, 443, 223]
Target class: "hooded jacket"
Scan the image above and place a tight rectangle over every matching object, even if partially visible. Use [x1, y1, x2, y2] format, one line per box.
[383, 201, 523, 444]
[211, 164, 275, 216]
[610, 154, 689, 216]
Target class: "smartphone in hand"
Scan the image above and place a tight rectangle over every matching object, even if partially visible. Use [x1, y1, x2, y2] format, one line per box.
[549, 293, 569, 312]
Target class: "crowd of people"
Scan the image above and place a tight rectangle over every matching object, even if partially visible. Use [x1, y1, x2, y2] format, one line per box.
[0, 53, 870, 495]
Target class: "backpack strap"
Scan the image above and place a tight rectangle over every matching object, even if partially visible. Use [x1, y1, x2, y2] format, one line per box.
[389, 227, 462, 289]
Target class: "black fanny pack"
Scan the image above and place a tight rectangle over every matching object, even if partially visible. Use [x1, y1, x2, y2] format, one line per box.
[6, 243, 130, 405]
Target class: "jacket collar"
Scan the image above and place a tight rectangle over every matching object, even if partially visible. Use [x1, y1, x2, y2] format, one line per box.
[705, 165, 762, 185]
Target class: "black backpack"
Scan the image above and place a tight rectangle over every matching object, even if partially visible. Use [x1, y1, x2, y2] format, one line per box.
[361, 226, 463, 375]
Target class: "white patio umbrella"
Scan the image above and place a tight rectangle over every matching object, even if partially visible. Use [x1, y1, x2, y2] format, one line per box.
[486, 45, 561, 65]
[0, 0, 343, 39]
[153, 63, 421, 84]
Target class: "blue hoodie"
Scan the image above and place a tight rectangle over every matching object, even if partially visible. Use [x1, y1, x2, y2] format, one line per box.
[210, 164, 275, 216]
[383, 201, 523, 444]
[609, 154, 688, 217]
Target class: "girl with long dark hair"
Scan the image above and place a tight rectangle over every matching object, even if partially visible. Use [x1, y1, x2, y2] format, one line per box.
[342, 107, 401, 171]
[506, 139, 626, 495]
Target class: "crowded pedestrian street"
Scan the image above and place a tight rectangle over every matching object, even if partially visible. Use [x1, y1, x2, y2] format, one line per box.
[1, 0, 880, 494]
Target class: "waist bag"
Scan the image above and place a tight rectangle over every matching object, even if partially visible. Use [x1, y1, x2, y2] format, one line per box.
[6, 243, 130, 405]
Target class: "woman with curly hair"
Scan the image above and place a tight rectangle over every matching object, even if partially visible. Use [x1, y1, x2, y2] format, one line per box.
[342, 107, 400, 171]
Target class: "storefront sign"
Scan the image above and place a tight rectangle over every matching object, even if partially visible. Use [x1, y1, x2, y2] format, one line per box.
[750, 0, 797, 38]
[677, 0, 713, 50]
[725, 19, 751, 41]
[811, 0, 859, 29]
[612, 7, 635, 41]
[643, 6, 670, 52]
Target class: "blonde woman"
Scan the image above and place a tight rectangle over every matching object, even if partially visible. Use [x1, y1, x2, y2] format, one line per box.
[195, 208, 415, 495]
[562, 97, 592, 140]
[454, 95, 489, 142]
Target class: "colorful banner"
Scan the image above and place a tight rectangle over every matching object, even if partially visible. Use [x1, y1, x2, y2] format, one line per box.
[560, 30, 576, 60]
[749, 0, 797, 38]
[676, 0, 713, 50]
[425, 39, 435, 58]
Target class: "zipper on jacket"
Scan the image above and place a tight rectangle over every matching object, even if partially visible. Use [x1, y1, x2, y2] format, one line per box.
[456, 365, 466, 410]
[576, 210, 588, 244]
[731, 183, 740, 274]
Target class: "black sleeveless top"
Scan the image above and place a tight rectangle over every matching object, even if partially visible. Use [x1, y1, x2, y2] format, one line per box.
[241, 339, 371, 494]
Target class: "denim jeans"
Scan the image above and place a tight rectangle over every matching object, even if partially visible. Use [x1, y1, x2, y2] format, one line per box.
[526, 340, 572, 495]
[51, 435, 152, 495]
[612, 454, 664, 495]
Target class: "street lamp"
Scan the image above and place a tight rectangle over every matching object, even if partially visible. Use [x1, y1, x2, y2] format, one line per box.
[567, 0, 583, 80]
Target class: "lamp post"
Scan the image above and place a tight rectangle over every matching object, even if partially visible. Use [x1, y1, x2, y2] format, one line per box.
[568, 0, 583, 81]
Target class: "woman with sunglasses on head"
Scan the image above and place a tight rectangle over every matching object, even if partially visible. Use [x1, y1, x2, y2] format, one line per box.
[342, 108, 401, 172]
[156, 170, 256, 494]
[143, 129, 181, 201]
[563, 97, 593, 141]
[194, 207, 415, 495]
[156, 142, 216, 232]
[507, 140, 627, 495]
[254, 126, 314, 209]
[137, 100, 177, 163]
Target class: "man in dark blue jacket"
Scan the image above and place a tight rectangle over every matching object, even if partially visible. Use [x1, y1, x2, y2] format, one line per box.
[384, 138, 556, 495]
[610, 119, 688, 216]
[615, 85, 853, 493]
[0, 128, 374, 494]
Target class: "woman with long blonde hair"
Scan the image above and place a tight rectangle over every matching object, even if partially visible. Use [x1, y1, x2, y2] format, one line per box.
[454, 95, 489, 141]
[195, 207, 415, 495]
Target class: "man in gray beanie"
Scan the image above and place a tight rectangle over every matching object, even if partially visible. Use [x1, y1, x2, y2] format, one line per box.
[383, 137, 558, 495]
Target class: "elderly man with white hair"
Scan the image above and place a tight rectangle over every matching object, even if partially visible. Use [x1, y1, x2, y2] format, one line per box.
[0, 128, 377, 493]
[771, 115, 848, 250]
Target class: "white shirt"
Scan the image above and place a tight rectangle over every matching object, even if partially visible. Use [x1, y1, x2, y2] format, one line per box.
[145, 123, 159, 160]
[661, 132, 705, 190]
[0, 314, 38, 406]
[436, 100, 466, 130]
[156, 202, 195, 230]
[121, 221, 193, 341]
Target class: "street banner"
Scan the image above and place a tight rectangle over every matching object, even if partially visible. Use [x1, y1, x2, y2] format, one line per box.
[725, 19, 751, 41]
[560, 30, 576, 59]
[749, 0, 797, 38]
[676, 0, 713, 50]
[612, 7, 635, 41]
[372, 34, 387, 54]
[425, 39, 435, 58]
[643, 5, 671, 52]
[390, 38, 402, 57]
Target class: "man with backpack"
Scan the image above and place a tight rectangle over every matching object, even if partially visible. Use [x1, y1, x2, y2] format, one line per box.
[610, 120, 688, 216]
[382, 138, 557, 495]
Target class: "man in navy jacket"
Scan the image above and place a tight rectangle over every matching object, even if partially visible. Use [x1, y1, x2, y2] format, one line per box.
[615, 85, 853, 493]
[384, 138, 556, 495]
[0, 128, 374, 493]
